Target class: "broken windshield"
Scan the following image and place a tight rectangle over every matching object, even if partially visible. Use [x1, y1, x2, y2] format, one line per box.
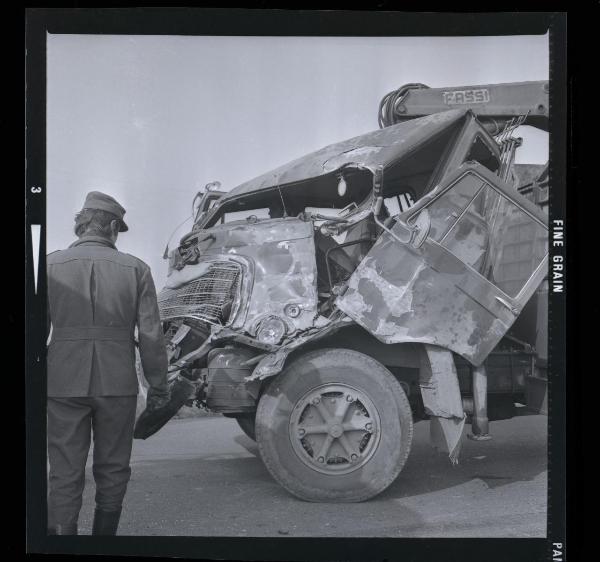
[203, 168, 374, 229]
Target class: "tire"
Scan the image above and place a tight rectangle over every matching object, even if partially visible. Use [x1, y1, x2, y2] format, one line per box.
[255, 348, 413, 502]
[234, 413, 256, 441]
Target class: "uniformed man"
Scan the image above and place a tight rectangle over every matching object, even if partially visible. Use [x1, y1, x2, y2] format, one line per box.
[46, 191, 170, 535]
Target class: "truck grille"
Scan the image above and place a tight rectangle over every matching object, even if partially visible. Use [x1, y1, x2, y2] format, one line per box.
[158, 261, 241, 325]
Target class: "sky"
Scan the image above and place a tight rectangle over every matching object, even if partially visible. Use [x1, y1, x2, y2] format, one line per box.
[47, 33, 549, 287]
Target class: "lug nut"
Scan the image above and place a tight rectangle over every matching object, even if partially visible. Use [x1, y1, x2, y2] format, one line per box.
[365, 423, 373, 432]
[350, 454, 358, 461]
[312, 397, 320, 405]
[346, 395, 353, 402]
[317, 456, 325, 463]
[298, 428, 305, 437]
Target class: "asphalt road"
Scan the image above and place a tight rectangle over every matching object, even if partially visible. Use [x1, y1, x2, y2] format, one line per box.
[79, 413, 547, 538]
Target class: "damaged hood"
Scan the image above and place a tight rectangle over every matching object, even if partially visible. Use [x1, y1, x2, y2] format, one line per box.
[221, 109, 468, 201]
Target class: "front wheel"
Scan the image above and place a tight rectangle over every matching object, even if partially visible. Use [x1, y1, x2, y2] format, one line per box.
[255, 348, 413, 502]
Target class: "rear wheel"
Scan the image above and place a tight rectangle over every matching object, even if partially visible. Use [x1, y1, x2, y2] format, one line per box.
[255, 348, 413, 502]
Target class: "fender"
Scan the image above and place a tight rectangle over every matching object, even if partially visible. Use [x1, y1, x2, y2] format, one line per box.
[245, 313, 466, 464]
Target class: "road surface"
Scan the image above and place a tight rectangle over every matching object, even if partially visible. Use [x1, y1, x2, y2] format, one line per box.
[79, 413, 547, 537]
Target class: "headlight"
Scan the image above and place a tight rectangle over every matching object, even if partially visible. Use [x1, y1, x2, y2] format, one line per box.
[256, 316, 287, 345]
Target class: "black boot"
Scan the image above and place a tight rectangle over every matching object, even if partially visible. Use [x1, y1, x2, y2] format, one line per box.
[92, 508, 122, 535]
[54, 523, 78, 535]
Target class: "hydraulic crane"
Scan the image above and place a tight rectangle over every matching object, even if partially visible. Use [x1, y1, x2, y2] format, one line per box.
[378, 80, 549, 133]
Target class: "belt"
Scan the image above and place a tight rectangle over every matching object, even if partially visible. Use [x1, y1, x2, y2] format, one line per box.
[52, 326, 133, 341]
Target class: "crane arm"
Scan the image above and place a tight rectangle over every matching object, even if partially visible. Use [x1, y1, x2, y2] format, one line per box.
[379, 81, 549, 133]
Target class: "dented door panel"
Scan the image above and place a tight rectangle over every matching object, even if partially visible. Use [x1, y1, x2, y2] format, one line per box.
[337, 236, 514, 365]
[337, 164, 548, 367]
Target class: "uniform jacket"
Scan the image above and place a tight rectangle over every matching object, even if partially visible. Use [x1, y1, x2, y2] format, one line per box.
[47, 235, 168, 397]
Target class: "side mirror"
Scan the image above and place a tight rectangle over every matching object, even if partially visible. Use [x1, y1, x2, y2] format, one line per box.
[410, 208, 431, 249]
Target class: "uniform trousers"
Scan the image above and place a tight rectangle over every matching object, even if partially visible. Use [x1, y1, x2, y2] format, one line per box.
[47, 396, 137, 528]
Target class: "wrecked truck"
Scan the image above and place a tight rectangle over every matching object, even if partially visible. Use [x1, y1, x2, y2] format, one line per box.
[135, 81, 549, 502]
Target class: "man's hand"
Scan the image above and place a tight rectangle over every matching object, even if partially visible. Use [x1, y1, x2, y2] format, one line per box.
[146, 387, 171, 411]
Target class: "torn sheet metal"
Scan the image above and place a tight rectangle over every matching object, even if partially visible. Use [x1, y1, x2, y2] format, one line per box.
[246, 311, 353, 381]
[217, 110, 468, 202]
[430, 415, 467, 465]
[419, 344, 464, 419]
[419, 344, 466, 464]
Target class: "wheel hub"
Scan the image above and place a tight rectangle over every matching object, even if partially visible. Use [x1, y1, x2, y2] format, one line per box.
[289, 383, 382, 475]
[329, 424, 343, 438]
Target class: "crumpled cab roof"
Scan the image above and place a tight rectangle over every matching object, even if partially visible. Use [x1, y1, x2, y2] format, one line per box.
[220, 109, 468, 203]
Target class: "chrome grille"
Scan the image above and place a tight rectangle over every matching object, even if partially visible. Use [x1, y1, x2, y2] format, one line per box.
[158, 261, 241, 325]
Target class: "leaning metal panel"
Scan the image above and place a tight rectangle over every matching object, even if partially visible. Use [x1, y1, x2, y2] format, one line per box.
[158, 261, 241, 325]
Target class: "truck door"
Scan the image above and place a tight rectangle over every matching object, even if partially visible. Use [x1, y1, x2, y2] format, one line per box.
[336, 163, 548, 366]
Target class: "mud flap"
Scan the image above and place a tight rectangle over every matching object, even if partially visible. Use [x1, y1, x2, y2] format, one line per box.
[134, 376, 196, 439]
[419, 344, 466, 464]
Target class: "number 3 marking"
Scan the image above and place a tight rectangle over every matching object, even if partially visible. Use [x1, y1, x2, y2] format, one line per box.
[31, 186, 42, 193]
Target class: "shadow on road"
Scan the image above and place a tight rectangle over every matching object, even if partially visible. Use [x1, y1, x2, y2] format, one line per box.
[232, 417, 547, 501]
[75, 415, 547, 536]
[377, 417, 547, 501]
[233, 435, 259, 456]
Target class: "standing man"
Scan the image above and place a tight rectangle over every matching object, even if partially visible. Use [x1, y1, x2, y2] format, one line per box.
[46, 191, 170, 535]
